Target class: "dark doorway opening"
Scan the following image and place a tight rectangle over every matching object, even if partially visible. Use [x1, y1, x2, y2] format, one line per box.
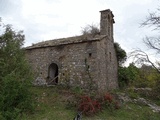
[48, 63, 58, 85]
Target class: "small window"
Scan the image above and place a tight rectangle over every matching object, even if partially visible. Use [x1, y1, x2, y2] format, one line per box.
[108, 26, 110, 36]
[108, 14, 110, 20]
[109, 52, 112, 62]
[89, 53, 92, 57]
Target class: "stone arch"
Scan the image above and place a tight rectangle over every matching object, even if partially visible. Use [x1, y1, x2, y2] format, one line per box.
[47, 63, 58, 85]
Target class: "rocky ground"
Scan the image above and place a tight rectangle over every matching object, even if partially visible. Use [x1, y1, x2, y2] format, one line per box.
[117, 91, 160, 113]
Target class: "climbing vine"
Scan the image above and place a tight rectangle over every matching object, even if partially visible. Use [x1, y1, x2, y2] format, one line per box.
[84, 58, 95, 91]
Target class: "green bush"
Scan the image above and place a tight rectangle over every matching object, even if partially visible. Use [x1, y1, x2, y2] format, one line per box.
[0, 74, 35, 119]
[118, 63, 140, 88]
[0, 22, 35, 119]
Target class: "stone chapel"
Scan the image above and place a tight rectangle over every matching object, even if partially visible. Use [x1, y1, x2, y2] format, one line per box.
[25, 9, 118, 91]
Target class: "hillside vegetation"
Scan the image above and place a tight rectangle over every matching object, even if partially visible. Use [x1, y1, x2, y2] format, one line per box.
[21, 86, 160, 120]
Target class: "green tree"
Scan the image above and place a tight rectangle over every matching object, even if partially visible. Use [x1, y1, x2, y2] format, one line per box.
[129, 6, 160, 99]
[118, 63, 140, 88]
[114, 42, 127, 66]
[136, 65, 159, 87]
[0, 22, 35, 119]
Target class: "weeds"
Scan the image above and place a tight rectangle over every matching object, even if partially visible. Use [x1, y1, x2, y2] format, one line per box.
[78, 95, 101, 116]
[77, 92, 120, 116]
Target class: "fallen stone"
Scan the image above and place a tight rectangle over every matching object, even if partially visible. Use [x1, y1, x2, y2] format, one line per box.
[33, 77, 47, 86]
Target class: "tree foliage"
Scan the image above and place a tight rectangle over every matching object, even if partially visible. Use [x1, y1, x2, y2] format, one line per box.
[114, 42, 127, 66]
[138, 64, 160, 87]
[118, 62, 160, 91]
[118, 63, 140, 88]
[0, 22, 35, 119]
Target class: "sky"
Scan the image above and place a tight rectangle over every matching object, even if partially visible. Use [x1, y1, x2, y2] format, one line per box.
[0, 0, 159, 64]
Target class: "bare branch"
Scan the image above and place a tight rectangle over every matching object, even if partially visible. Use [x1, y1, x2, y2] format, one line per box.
[143, 36, 160, 53]
[129, 49, 160, 73]
[81, 24, 100, 37]
[141, 11, 160, 30]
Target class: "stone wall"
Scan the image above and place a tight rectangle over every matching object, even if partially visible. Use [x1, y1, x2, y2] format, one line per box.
[105, 36, 118, 90]
[26, 38, 100, 89]
[96, 37, 118, 91]
[26, 35, 118, 91]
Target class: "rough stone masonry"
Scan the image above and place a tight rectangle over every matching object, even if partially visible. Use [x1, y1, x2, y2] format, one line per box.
[25, 9, 118, 91]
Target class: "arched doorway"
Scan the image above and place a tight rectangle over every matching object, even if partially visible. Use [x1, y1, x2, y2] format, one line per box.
[48, 63, 58, 85]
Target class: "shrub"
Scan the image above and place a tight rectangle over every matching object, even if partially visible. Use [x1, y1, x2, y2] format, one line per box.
[118, 63, 140, 88]
[0, 71, 35, 119]
[152, 79, 160, 100]
[78, 95, 101, 116]
[104, 93, 113, 103]
[77, 93, 120, 116]
[0, 22, 36, 119]
[102, 93, 120, 111]
[81, 24, 100, 37]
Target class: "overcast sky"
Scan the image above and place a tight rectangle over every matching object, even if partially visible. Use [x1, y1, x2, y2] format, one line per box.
[0, 0, 159, 63]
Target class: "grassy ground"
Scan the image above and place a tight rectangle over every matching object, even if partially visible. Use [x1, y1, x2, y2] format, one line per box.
[21, 86, 160, 120]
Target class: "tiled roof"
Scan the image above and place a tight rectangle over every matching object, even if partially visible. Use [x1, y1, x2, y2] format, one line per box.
[25, 35, 106, 49]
